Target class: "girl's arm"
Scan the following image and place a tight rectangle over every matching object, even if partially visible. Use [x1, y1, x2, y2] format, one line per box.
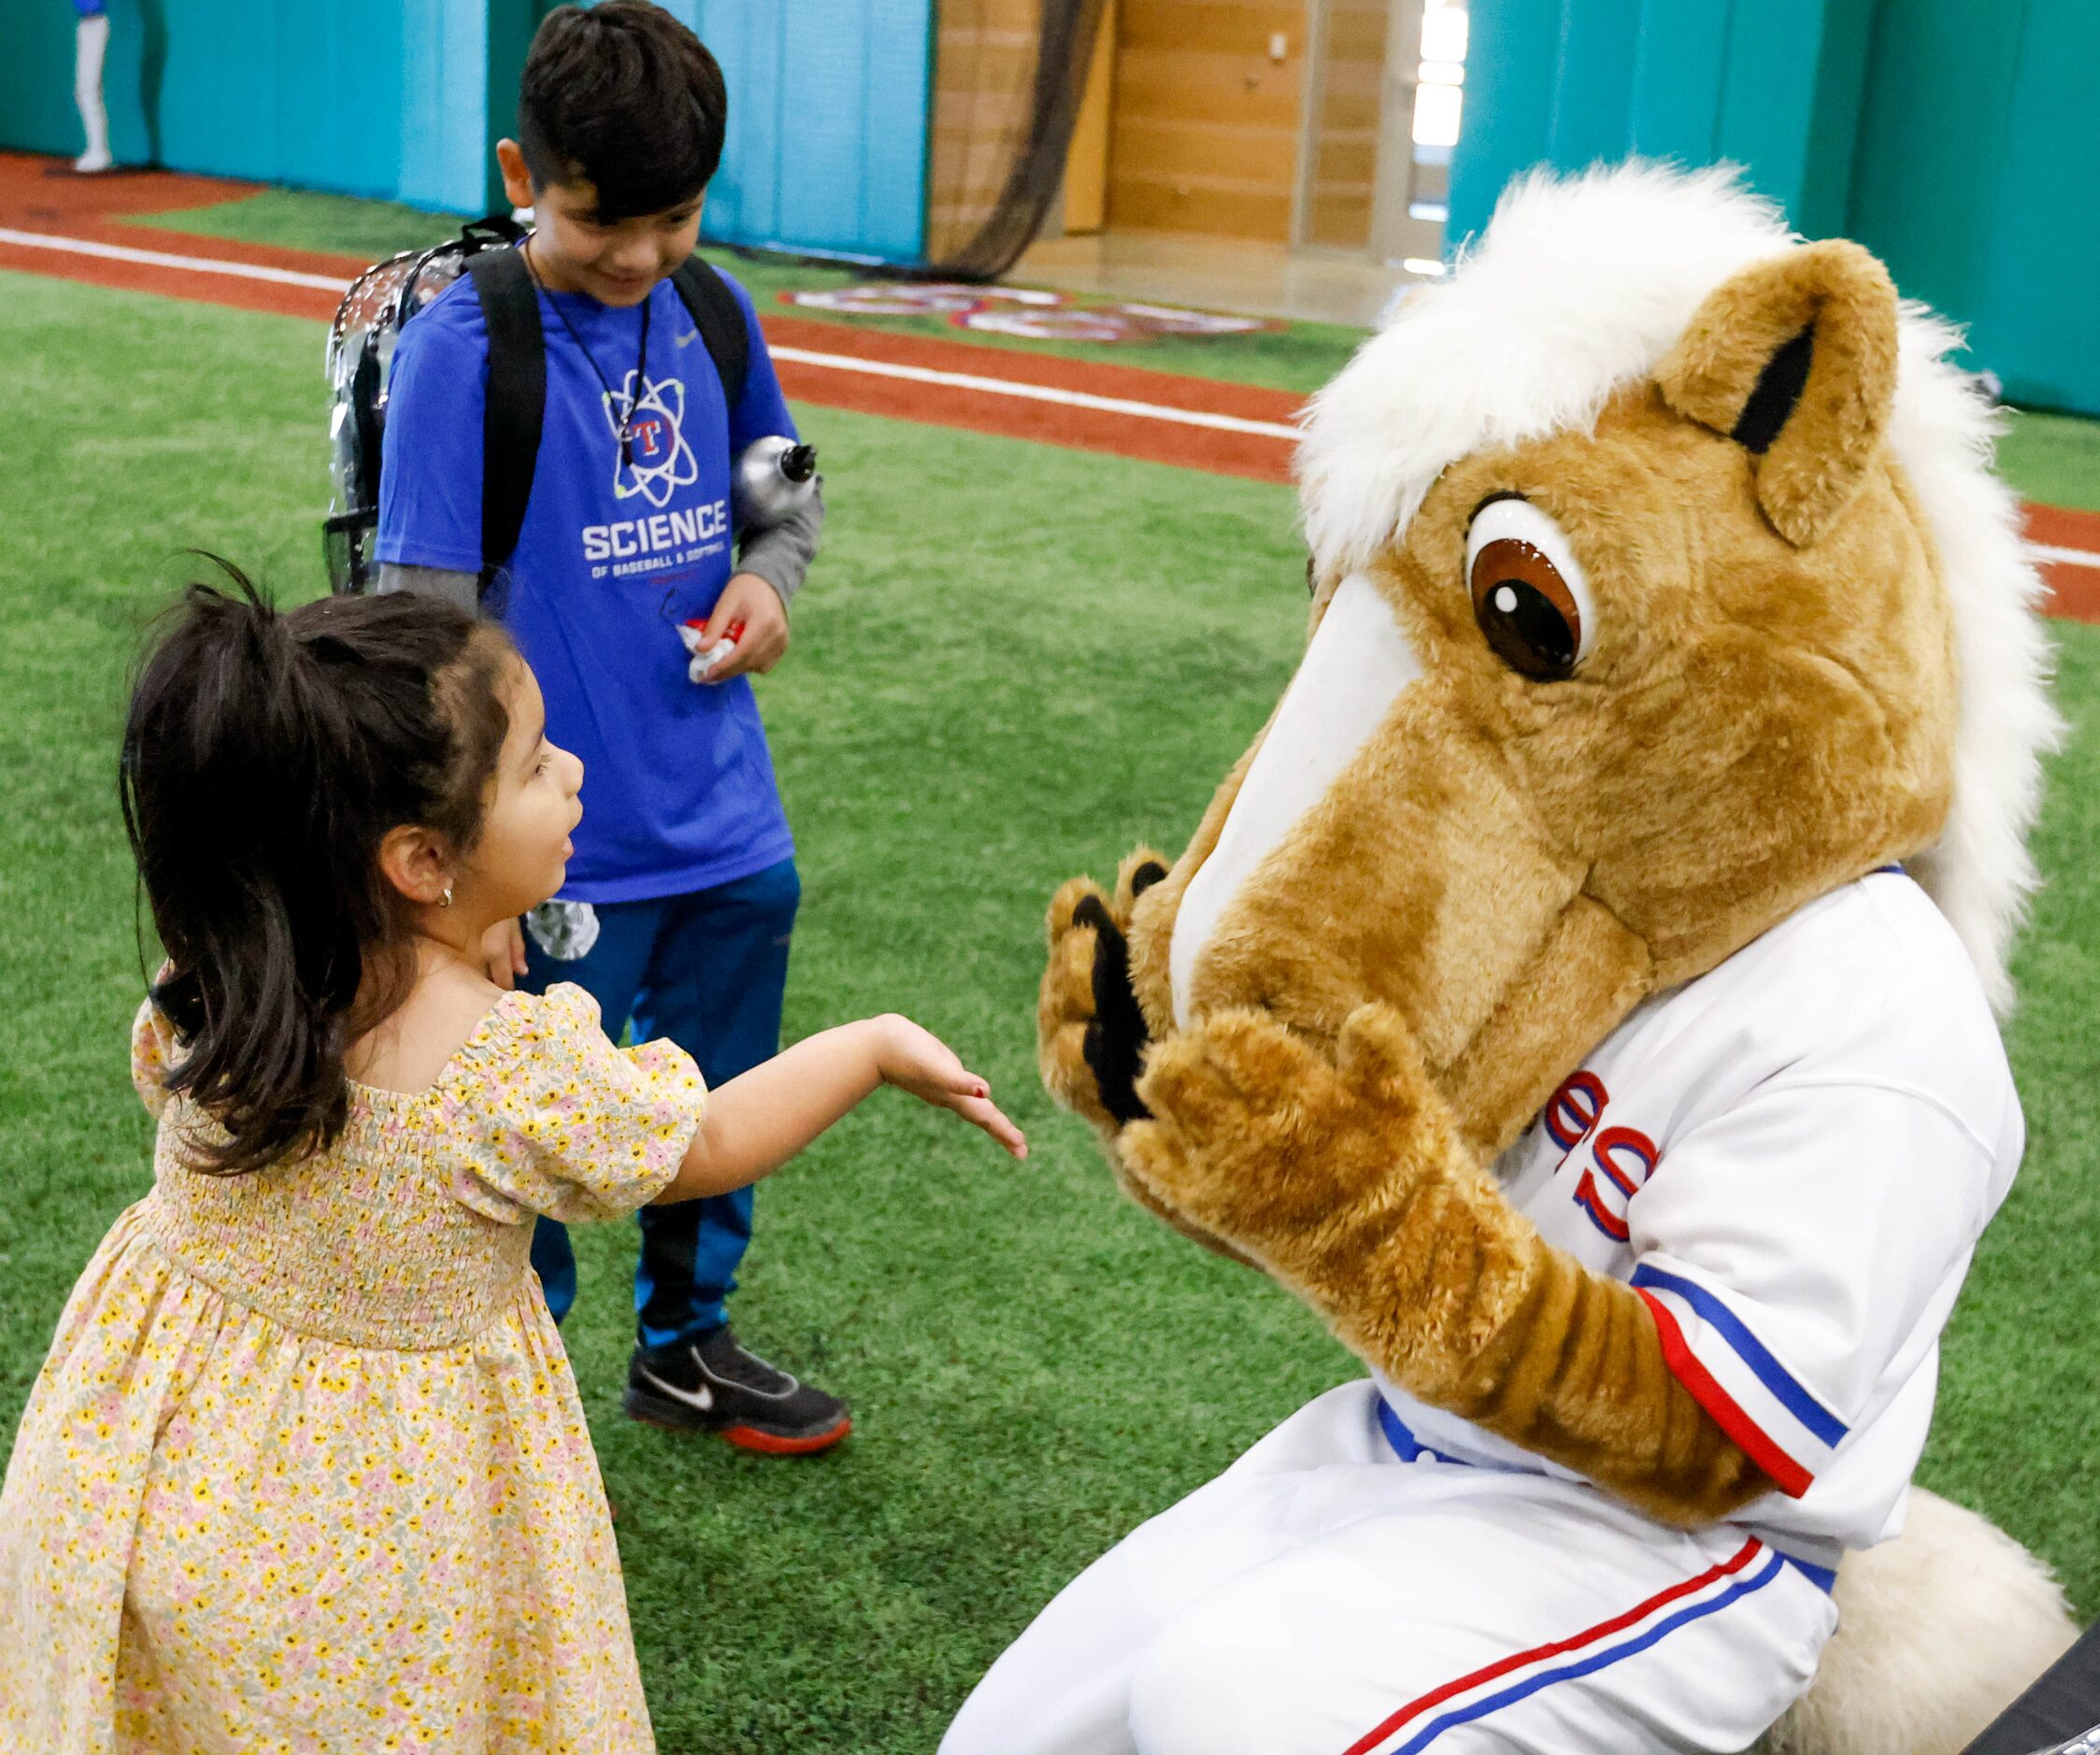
[654, 1014, 1024, 1205]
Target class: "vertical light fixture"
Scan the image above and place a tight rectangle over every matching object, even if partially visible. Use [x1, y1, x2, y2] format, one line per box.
[1410, 0, 1468, 218]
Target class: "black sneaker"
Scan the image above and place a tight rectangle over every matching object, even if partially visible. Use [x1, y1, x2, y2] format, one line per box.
[623, 1327, 851, 1454]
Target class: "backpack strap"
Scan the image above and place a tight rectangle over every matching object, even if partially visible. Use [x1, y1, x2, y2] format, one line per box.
[670, 257, 750, 415]
[465, 247, 546, 597]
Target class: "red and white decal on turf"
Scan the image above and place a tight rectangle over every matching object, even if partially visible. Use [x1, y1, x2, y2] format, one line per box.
[781, 283, 1276, 343]
[786, 282, 1063, 316]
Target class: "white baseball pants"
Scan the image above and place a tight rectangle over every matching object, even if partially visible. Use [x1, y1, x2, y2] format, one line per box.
[942, 1382, 1836, 1755]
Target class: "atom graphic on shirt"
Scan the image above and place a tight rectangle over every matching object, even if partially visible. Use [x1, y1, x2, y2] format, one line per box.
[604, 371, 699, 508]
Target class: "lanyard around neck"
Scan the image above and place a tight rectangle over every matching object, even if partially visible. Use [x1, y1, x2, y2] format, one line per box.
[522, 236, 652, 468]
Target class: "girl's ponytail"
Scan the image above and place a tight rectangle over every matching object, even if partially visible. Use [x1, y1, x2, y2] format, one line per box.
[121, 564, 512, 1174]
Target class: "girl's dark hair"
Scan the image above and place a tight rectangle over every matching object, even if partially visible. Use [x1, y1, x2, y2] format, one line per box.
[121, 565, 514, 1175]
[518, 3, 727, 223]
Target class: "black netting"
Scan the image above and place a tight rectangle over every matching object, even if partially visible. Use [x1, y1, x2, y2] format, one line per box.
[927, 0, 1109, 280]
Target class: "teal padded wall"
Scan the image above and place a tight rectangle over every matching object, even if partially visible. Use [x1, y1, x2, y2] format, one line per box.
[1449, 0, 1874, 246]
[0, 0, 498, 213]
[393, 0, 505, 213]
[660, 0, 936, 263]
[0, 0, 936, 261]
[1, 0, 170, 171]
[1848, 0, 2099, 415]
[1448, 0, 2098, 415]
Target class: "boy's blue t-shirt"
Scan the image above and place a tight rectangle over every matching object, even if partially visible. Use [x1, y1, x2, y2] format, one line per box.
[376, 259, 797, 905]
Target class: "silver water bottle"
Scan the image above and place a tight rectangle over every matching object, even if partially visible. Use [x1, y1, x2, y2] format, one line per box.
[731, 435, 819, 530]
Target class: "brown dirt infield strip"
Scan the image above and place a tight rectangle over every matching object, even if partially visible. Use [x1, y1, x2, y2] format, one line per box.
[2023, 504, 2100, 622]
[5, 151, 2097, 621]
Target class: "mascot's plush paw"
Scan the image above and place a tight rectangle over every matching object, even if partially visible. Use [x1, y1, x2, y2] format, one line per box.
[1122, 1003, 1460, 1263]
[1038, 849, 1169, 1134]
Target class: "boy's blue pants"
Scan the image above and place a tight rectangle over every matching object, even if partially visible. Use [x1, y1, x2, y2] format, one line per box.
[521, 858, 799, 1349]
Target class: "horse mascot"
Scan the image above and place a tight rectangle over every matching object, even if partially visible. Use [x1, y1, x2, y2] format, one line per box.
[944, 164, 2079, 1755]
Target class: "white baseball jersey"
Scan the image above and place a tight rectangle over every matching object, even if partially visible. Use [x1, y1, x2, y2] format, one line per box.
[1375, 870, 2022, 1564]
[944, 874, 2017, 1755]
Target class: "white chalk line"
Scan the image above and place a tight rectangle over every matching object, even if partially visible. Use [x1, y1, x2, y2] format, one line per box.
[0, 224, 352, 292]
[767, 344, 1304, 440]
[2030, 541, 2100, 572]
[0, 227, 1307, 443]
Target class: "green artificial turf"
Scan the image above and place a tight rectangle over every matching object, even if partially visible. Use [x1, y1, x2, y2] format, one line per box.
[1999, 410, 2100, 515]
[0, 265, 1339, 1749]
[128, 186, 471, 266]
[1, 266, 2095, 1754]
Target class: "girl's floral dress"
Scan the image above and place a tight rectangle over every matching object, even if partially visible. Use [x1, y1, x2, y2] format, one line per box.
[0, 983, 707, 1754]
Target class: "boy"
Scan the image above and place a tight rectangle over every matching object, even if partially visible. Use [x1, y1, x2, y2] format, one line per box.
[376, 2, 846, 1452]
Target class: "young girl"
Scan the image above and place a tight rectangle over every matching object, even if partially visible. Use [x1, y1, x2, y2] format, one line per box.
[0, 575, 1023, 1752]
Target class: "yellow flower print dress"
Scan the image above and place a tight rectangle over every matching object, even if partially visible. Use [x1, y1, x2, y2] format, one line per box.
[0, 983, 707, 1754]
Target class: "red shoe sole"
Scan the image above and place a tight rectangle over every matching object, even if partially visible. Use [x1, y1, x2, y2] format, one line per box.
[719, 1416, 852, 1456]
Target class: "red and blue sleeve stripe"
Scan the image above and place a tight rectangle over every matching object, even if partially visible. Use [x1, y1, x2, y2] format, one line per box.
[1631, 1263, 1847, 1498]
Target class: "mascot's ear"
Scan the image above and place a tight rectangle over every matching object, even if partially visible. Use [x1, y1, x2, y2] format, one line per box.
[1654, 239, 1899, 549]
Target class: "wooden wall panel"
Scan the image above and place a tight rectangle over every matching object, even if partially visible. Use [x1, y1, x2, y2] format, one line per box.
[1061, 0, 1118, 233]
[1302, 0, 1387, 249]
[1106, 0, 1306, 242]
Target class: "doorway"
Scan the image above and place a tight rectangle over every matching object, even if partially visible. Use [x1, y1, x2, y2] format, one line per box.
[1294, 0, 1464, 269]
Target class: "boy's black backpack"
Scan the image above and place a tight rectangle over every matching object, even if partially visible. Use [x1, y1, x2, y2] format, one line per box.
[323, 214, 750, 598]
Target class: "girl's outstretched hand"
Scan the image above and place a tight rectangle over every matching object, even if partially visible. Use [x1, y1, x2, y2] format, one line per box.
[875, 1015, 1028, 1159]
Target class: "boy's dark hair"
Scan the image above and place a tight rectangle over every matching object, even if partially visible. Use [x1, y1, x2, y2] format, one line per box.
[121, 564, 514, 1176]
[518, 3, 728, 223]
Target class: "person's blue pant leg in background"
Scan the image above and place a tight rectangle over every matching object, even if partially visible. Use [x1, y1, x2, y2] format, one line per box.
[522, 858, 800, 1344]
[524, 892, 660, 1325]
[529, 1215, 580, 1320]
[630, 858, 800, 1345]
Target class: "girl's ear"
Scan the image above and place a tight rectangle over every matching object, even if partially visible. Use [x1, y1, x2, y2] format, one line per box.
[1654, 239, 1899, 549]
[378, 824, 452, 908]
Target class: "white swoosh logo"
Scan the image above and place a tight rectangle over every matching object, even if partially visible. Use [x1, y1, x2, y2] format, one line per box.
[636, 1365, 713, 1411]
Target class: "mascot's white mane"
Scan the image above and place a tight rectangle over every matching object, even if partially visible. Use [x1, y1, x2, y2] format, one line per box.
[1296, 160, 2060, 1013]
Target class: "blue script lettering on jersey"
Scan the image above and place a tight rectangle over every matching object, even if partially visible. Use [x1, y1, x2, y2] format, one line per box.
[1539, 1068, 1661, 1242]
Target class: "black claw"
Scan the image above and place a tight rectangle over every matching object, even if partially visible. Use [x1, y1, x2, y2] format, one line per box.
[1072, 892, 1114, 935]
[1077, 904, 1152, 1123]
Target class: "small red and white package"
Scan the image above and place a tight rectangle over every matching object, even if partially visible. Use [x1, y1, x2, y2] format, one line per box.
[679, 617, 746, 683]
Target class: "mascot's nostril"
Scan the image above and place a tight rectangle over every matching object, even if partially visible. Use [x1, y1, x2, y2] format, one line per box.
[1130, 860, 1169, 898]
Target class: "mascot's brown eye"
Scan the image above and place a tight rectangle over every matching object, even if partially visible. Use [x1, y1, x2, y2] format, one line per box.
[1469, 539, 1581, 679]
[1464, 496, 1595, 682]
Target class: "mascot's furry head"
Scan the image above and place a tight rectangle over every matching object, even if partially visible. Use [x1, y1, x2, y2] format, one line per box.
[1296, 161, 2056, 1019]
[1110, 163, 2060, 1177]
[1038, 163, 2073, 1755]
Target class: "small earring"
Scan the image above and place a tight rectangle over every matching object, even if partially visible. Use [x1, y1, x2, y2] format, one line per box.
[439, 884, 454, 908]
